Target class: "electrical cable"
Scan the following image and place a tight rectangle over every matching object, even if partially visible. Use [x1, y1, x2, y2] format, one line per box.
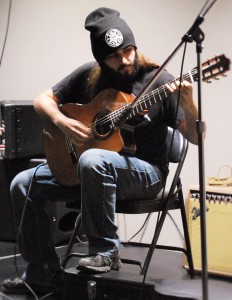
[167, 211, 184, 241]
[127, 211, 184, 245]
[127, 213, 151, 242]
[0, 291, 15, 300]
[12, 162, 45, 300]
[75, 235, 89, 245]
[138, 42, 189, 299]
[11, 162, 60, 300]
[0, 0, 12, 69]
[0, 3, 45, 299]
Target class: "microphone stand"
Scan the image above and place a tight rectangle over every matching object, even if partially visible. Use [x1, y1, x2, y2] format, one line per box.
[183, 22, 209, 300]
[115, 2, 217, 299]
[181, 2, 218, 299]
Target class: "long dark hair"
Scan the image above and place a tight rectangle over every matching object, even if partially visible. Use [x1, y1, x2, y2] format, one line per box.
[87, 51, 160, 99]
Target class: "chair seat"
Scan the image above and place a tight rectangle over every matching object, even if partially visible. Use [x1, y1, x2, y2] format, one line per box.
[116, 191, 180, 214]
[65, 190, 180, 214]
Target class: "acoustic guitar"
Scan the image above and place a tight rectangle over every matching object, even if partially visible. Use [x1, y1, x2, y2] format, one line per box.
[43, 54, 230, 186]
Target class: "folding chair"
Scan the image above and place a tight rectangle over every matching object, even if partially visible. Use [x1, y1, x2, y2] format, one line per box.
[62, 127, 195, 278]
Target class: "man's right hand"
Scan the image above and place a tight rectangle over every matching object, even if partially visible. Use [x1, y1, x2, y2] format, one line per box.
[56, 116, 93, 146]
[34, 88, 93, 146]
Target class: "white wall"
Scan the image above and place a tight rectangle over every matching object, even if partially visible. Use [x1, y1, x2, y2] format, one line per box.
[0, 0, 231, 246]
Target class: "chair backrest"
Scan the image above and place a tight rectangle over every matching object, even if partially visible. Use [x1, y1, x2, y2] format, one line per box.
[165, 127, 188, 199]
[166, 127, 187, 163]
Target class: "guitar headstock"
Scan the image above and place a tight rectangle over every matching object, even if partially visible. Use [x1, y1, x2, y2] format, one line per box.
[202, 54, 231, 83]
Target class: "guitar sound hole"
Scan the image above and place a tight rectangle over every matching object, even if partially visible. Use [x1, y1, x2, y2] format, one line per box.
[94, 112, 113, 140]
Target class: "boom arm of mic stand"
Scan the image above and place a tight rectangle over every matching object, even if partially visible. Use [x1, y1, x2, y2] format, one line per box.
[113, 3, 214, 126]
[113, 40, 186, 127]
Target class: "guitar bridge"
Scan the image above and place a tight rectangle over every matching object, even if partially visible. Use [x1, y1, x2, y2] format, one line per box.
[65, 136, 78, 164]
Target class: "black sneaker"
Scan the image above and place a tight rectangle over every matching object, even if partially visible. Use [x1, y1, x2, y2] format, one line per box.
[76, 253, 122, 273]
[1, 269, 63, 295]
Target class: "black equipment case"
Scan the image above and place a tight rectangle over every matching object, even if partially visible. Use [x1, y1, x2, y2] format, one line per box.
[63, 267, 158, 300]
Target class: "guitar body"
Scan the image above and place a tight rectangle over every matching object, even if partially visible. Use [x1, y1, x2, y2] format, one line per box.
[43, 89, 136, 186]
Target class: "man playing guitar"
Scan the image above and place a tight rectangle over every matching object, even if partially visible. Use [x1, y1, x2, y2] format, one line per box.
[2, 7, 199, 295]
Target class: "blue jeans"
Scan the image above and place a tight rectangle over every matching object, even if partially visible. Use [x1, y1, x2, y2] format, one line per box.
[11, 149, 165, 284]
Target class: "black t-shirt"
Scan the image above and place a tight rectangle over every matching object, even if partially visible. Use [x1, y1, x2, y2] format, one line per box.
[52, 61, 185, 174]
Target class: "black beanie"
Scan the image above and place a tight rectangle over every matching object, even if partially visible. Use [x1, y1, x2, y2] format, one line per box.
[85, 7, 137, 63]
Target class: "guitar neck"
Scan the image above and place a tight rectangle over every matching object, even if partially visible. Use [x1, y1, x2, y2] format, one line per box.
[114, 69, 196, 124]
[131, 70, 195, 117]
[108, 54, 230, 128]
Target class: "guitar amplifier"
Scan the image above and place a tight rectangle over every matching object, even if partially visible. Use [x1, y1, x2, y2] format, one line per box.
[0, 100, 44, 158]
[185, 184, 232, 277]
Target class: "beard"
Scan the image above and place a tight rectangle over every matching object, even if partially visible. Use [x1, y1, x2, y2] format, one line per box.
[100, 54, 140, 84]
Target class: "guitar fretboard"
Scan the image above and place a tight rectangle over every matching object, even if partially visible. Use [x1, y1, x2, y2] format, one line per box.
[90, 54, 230, 133]
[111, 68, 197, 126]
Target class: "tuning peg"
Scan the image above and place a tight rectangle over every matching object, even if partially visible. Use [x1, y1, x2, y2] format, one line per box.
[214, 77, 220, 80]
[206, 80, 212, 83]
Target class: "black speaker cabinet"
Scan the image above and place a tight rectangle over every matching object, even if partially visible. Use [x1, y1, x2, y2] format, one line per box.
[46, 201, 79, 245]
[28, 159, 80, 245]
[0, 157, 79, 244]
[0, 157, 31, 241]
[0, 100, 44, 158]
[0, 101, 77, 244]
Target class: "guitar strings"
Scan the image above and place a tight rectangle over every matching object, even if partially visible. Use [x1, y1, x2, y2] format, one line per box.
[86, 69, 196, 135]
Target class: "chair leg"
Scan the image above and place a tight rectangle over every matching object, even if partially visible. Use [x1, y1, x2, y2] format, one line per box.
[179, 188, 195, 278]
[141, 182, 195, 278]
[64, 213, 82, 258]
[141, 208, 168, 275]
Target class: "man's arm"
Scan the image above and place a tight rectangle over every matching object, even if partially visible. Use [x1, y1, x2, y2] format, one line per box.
[167, 80, 199, 145]
[34, 89, 92, 145]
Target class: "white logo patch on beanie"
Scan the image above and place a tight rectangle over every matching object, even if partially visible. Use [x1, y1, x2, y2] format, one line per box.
[105, 29, 123, 47]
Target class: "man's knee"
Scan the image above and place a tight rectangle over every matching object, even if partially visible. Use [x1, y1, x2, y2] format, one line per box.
[10, 169, 34, 199]
[78, 149, 114, 179]
[79, 149, 105, 168]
